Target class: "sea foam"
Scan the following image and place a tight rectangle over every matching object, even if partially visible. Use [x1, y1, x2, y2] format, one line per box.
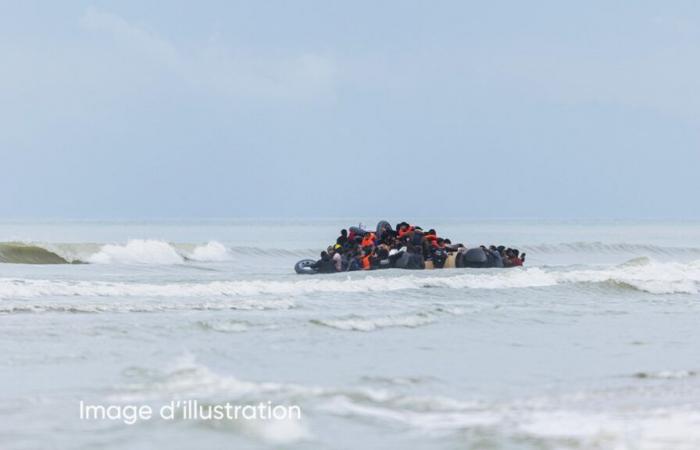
[1, 259, 699, 303]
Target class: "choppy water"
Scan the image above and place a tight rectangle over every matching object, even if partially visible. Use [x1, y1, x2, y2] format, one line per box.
[2, 219, 700, 449]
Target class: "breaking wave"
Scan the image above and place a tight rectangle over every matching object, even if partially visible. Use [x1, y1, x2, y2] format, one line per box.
[87, 240, 186, 264]
[523, 241, 700, 256]
[0, 242, 77, 264]
[1, 258, 698, 309]
[0, 240, 315, 265]
[4, 238, 700, 265]
[110, 356, 700, 448]
[311, 313, 437, 331]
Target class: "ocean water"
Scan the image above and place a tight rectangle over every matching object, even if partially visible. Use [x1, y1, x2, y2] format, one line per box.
[1, 219, 700, 450]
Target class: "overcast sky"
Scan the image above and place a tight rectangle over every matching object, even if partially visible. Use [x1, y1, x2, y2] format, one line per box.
[1, 1, 699, 219]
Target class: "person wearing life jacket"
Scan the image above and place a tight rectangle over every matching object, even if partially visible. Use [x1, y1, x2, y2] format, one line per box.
[510, 249, 524, 266]
[361, 232, 376, 249]
[397, 222, 415, 239]
[410, 227, 425, 248]
[424, 229, 438, 247]
[360, 247, 373, 270]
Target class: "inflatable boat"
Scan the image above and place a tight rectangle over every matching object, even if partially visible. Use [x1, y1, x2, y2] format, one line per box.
[295, 221, 522, 274]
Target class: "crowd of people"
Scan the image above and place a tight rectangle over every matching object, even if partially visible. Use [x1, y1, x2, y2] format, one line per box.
[310, 221, 525, 273]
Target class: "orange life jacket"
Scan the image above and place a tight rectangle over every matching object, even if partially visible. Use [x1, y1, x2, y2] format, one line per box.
[398, 225, 414, 238]
[361, 255, 371, 269]
[361, 233, 375, 247]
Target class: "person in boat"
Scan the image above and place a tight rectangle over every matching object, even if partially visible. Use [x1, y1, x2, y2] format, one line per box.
[347, 248, 362, 271]
[312, 251, 336, 273]
[331, 245, 343, 271]
[431, 238, 449, 268]
[503, 248, 525, 267]
[336, 229, 348, 248]
[360, 247, 373, 270]
[375, 244, 391, 269]
[360, 232, 376, 249]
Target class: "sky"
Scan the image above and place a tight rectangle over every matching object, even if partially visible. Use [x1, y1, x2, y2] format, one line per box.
[1, 1, 699, 219]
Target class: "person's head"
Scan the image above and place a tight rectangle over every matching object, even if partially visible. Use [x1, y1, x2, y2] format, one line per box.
[513, 249, 520, 257]
[428, 229, 436, 236]
[320, 251, 328, 258]
[437, 238, 444, 245]
[340, 229, 347, 236]
[444, 239, 452, 245]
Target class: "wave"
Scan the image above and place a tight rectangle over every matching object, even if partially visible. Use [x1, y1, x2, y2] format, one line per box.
[1, 258, 698, 308]
[0, 242, 77, 264]
[311, 313, 436, 331]
[0, 240, 316, 264]
[87, 240, 186, 264]
[110, 356, 700, 448]
[633, 370, 697, 379]
[2, 238, 699, 265]
[554, 259, 700, 294]
[0, 298, 295, 314]
[523, 241, 700, 256]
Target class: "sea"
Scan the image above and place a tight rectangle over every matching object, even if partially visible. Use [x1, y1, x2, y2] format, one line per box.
[1, 219, 699, 450]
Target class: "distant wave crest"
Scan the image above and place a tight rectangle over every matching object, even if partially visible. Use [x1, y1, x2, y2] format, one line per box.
[523, 241, 700, 256]
[0, 240, 318, 265]
[1, 239, 698, 265]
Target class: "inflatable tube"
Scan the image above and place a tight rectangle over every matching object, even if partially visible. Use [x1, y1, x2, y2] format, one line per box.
[294, 259, 318, 275]
[407, 253, 425, 270]
[349, 226, 367, 237]
[394, 252, 411, 269]
[375, 220, 392, 240]
[462, 248, 488, 268]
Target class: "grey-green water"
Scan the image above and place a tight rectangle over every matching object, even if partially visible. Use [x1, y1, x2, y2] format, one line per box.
[1, 220, 700, 449]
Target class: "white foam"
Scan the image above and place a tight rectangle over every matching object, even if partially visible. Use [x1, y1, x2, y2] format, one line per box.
[197, 320, 250, 333]
[1, 260, 699, 302]
[555, 259, 700, 294]
[109, 356, 700, 448]
[188, 241, 231, 262]
[635, 370, 697, 379]
[518, 409, 700, 449]
[87, 239, 184, 264]
[312, 313, 435, 331]
[0, 298, 295, 314]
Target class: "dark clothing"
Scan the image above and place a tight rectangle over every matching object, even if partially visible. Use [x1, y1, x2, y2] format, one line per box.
[313, 254, 336, 273]
[432, 247, 448, 268]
